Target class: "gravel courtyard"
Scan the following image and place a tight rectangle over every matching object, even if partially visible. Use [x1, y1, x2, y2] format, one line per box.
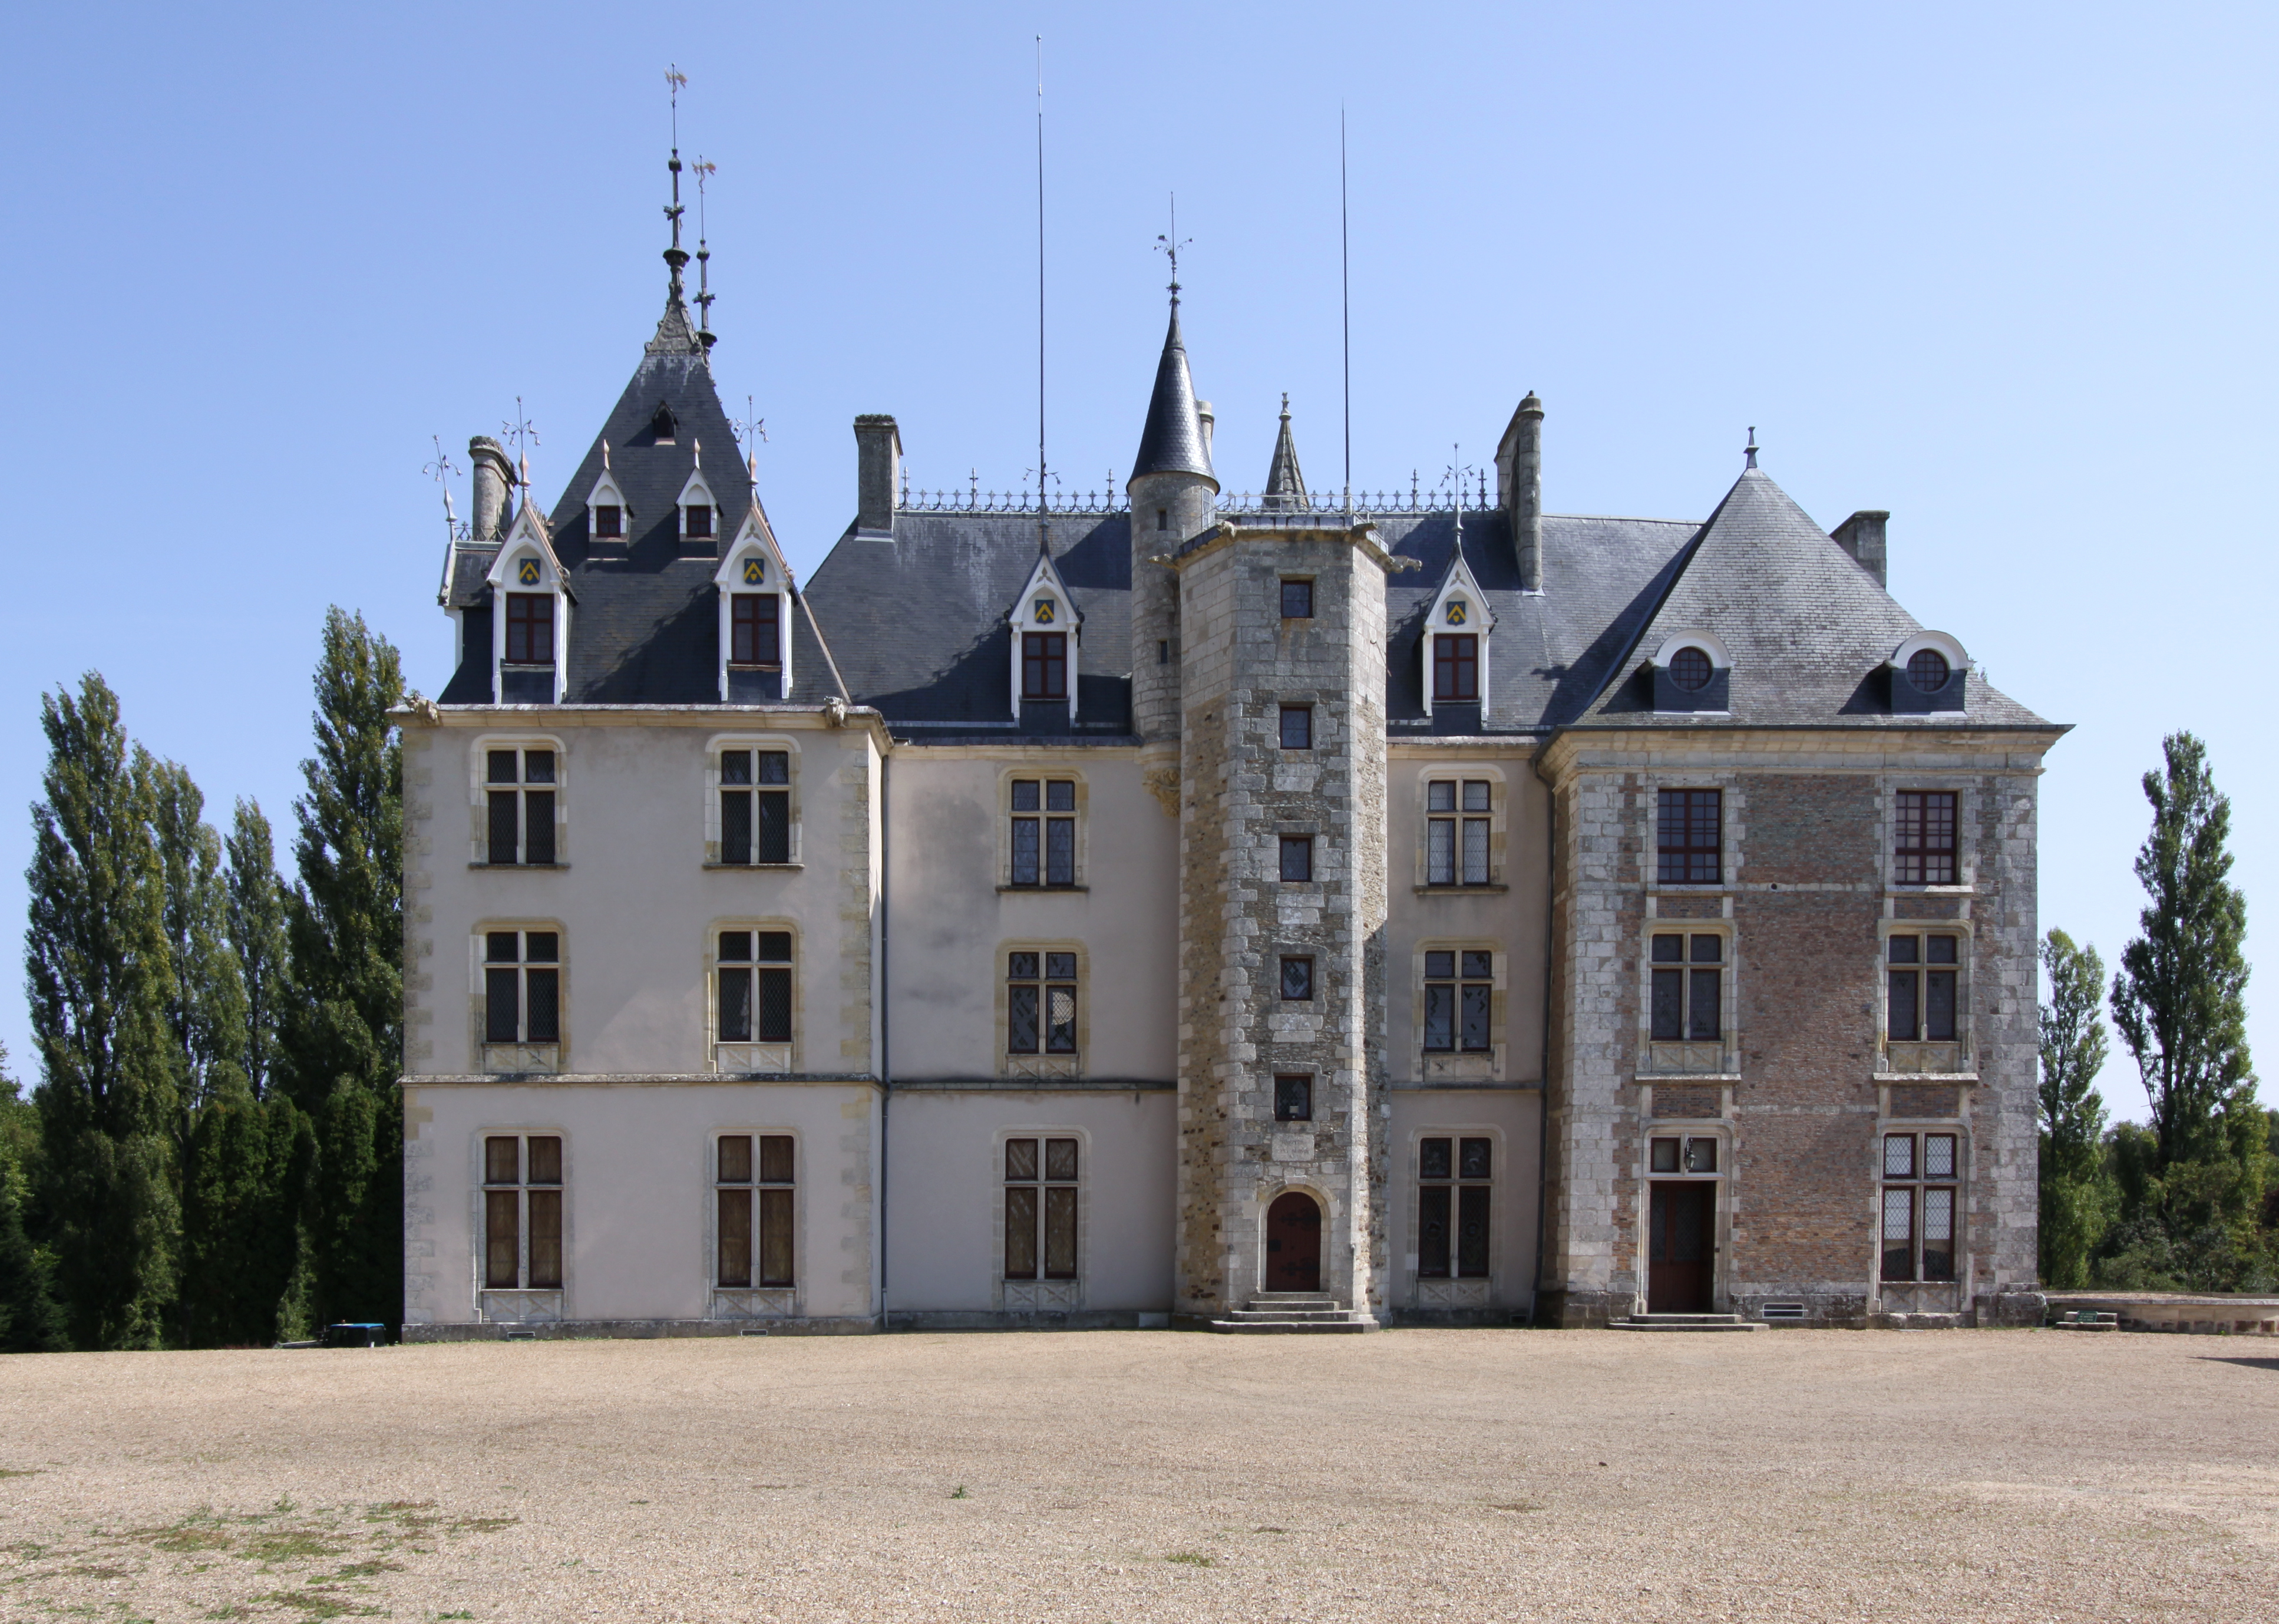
[1, 1328, 2273, 1623]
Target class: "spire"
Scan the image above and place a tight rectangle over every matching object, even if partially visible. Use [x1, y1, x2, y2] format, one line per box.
[648, 68, 705, 359]
[1130, 294, 1214, 483]
[1263, 393, 1308, 510]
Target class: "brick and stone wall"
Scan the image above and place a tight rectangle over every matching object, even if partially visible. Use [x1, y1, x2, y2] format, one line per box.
[1538, 732, 2055, 1328]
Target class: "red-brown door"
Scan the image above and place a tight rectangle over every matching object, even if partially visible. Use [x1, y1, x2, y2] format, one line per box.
[1265, 1191, 1322, 1291]
[1647, 1182, 1715, 1313]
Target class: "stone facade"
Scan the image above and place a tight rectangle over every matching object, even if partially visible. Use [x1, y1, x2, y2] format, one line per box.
[1170, 521, 1392, 1320]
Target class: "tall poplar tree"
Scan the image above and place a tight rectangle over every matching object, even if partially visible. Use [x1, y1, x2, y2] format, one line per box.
[2108, 732, 2268, 1286]
[224, 799, 289, 1099]
[24, 675, 179, 1348]
[2037, 929, 2113, 1288]
[279, 609, 405, 1328]
[0, 1045, 68, 1353]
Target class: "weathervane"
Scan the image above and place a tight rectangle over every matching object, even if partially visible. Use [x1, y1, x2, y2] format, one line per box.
[733, 394, 768, 476]
[1154, 193, 1190, 300]
[693, 154, 718, 348]
[663, 67, 689, 301]
[424, 435, 461, 540]
[503, 397, 540, 489]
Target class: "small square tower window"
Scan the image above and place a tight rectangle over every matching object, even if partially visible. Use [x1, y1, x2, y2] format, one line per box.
[1281, 579, 1314, 618]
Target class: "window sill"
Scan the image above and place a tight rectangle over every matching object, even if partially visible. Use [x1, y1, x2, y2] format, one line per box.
[725, 665, 784, 674]
[1633, 1072, 1742, 1084]
[470, 861, 569, 870]
[997, 883, 1089, 894]
[703, 861, 804, 871]
[482, 1044, 561, 1074]
[1413, 883, 1509, 895]
[1879, 1072, 1979, 1084]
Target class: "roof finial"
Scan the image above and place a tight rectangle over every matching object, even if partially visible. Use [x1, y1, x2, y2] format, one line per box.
[693, 155, 718, 351]
[734, 395, 767, 478]
[663, 67, 689, 305]
[503, 397, 539, 493]
[1745, 426, 1758, 470]
[425, 435, 461, 542]
[1449, 442, 1467, 552]
[602, 438, 611, 473]
[1154, 193, 1190, 305]
[1280, 391, 1290, 421]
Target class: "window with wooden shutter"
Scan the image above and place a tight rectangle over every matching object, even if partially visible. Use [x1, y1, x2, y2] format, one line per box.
[715, 1133, 795, 1290]
[481, 1132, 563, 1291]
[1003, 1136, 1079, 1281]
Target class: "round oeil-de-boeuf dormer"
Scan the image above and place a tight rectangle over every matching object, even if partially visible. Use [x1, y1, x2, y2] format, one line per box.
[1890, 632, 1968, 715]
[1650, 631, 1732, 714]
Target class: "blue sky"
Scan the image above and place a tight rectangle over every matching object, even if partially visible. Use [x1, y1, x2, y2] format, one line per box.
[2, 3, 2273, 1117]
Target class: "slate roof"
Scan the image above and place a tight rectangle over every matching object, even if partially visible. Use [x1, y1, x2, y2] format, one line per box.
[1129, 302, 1216, 483]
[434, 291, 2048, 737]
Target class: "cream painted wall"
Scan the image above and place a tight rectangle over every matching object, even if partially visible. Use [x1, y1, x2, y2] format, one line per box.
[1384, 749, 1551, 1082]
[402, 1080, 880, 1326]
[1386, 1089, 1541, 1315]
[883, 1088, 1177, 1313]
[884, 749, 1178, 1083]
[402, 713, 882, 1078]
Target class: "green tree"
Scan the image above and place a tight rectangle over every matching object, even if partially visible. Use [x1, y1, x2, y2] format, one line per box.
[24, 675, 179, 1348]
[224, 799, 289, 1098]
[2105, 732, 2269, 1289]
[2037, 930, 2114, 1288]
[0, 1045, 68, 1353]
[150, 760, 250, 1114]
[279, 609, 405, 1329]
[179, 1082, 307, 1346]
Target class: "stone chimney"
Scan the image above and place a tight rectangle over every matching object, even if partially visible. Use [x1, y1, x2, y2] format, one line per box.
[1495, 393, 1544, 592]
[1831, 510, 1889, 587]
[469, 435, 515, 542]
[854, 415, 901, 536]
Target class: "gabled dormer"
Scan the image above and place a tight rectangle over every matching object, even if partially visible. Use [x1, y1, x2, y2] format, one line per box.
[1422, 546, 1495, 719]
[676, 441, 719, 550]
[585, 443, 630, 548]
[484, 501, 573, 704]
[1008, 549, 1081, 725]
[714, 503, 794, 702]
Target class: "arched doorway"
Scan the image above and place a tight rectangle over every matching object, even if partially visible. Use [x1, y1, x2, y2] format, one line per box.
[1264, 1191, 1323, 1292]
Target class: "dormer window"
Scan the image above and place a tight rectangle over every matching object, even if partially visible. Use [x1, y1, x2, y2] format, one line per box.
[1006, 550, 1081, 722]
[650, 405, 677, 444]
[506, 594, 554, 664]
[1890, 633, 1967, 715]
[731, 595, 781, 667]
[1906, 649, 1950, 692]
[593, 504, 623, 540]
[1650, 633, 1732, 714]
[685, 502, 715, 540]
[1022, 633, 1067, 701]
[1433, 635, 1479, 702]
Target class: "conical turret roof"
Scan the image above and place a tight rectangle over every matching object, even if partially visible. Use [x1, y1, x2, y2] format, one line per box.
[1262, 395, 1307, 510]
[1130, 302, 1215, 484]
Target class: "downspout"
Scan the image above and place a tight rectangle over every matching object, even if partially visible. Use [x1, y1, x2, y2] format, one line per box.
[1533, 737, 1558, 1326]
[878, 740, 891, 1331]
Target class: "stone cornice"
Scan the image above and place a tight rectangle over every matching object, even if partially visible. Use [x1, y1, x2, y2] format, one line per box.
[1535, 722, 2068, 786]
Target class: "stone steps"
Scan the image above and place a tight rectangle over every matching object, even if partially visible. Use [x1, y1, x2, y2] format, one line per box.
[1610, 1312, 1765, 1333]
[1208, 1293, 1379, 1334]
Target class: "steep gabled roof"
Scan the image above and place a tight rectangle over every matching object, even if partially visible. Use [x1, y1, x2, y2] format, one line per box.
[1577, 467, 2045, 727]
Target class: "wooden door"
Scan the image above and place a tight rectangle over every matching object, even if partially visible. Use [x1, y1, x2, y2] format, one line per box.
[1647, 1182, 1715, 1313]
[1264, 1191, 1322, 1292]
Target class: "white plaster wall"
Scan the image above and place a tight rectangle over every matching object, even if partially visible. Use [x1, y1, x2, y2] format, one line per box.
[1386, 1089, 1541, 1315]
[885, 749, 1177, 1082]
[883, 1090, 1176, 1312]
[402, 1080, 880, 1326]
[1384, 751, 1551, 1083]
[401, 715, 881, 1078]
